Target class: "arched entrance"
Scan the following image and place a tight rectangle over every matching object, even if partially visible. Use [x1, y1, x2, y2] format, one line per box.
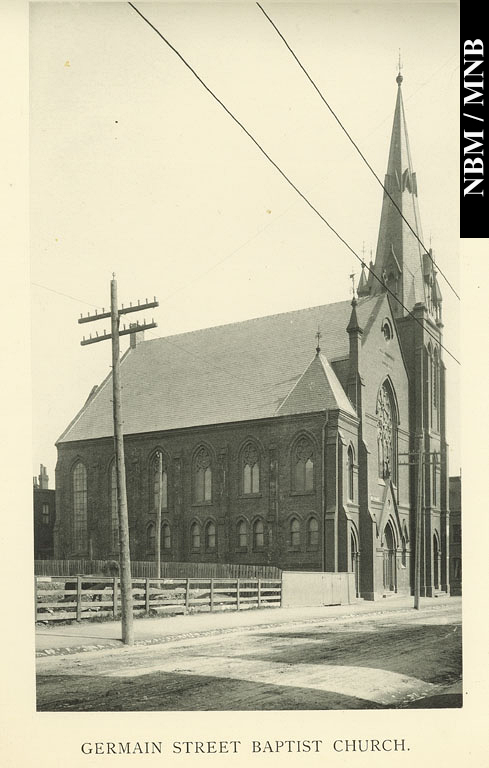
[433, 532, 441, 590]
[350, 530, 360, 598]
[383, 522, 396, 592]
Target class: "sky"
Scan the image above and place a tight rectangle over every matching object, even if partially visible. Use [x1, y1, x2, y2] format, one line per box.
[30, 1, 460, 480]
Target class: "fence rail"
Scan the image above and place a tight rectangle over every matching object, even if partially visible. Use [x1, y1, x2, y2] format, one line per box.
[34, 560, 281, 579]
[35, 576, 282, 623]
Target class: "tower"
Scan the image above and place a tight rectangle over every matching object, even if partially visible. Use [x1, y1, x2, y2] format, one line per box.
[363, 70, 449, 597]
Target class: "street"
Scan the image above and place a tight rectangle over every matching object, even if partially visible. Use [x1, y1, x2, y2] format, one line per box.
[36, 599, 462, 710]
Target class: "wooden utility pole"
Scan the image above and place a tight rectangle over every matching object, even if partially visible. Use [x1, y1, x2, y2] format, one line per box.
[414, 434, 424, 610]
[79, 275, 158, 644]
[155, 451, 163, 579]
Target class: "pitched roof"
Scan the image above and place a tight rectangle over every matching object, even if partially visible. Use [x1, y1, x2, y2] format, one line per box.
[276, 352, 356, 418]
[58, 295, 382, 444]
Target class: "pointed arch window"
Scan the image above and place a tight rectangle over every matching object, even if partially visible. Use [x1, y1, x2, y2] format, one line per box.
[205, 521, 216, 551]
[146, 522, 155, 554]
[242, 442, 260, 495]
[162, 522, 171, 551]
[289, 517, 300, 548]
[190, 522, 201, 551]
[347, 446, 355, 501]
[152, 453, 168, 510]
[253, 519, 265, 550]
[307, 517, 319, 548]
[293, 437, 315, 493]
[432, 349, 440, 431]
[376, 381, 398, 485]
[73, 461, 88, 553]
[110, 461, 119, 552]
[194, 447, 212, 503]
[237, 520, 248, 549]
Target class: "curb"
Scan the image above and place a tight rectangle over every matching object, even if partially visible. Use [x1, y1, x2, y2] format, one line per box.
[36, 599, 456, 658]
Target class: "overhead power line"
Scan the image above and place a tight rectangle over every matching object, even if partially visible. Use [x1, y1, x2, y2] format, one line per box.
[256, 2, 460, 302]
[127, 2, 460, 366]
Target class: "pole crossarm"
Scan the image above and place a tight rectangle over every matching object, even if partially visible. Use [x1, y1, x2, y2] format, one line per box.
[78, 299, 159, 324]
[80, 321, 157, 345]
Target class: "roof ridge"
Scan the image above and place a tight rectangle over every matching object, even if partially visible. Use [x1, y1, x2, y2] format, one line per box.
[142, 295, 378, 345]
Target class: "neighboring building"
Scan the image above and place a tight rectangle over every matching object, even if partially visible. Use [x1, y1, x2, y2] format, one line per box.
[54, 72, 450, 600]
[33, 464, 56, 559]
[449, 475, 461, 595]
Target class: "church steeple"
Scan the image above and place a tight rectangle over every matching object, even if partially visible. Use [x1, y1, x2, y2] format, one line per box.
[368, 71, 435, 317]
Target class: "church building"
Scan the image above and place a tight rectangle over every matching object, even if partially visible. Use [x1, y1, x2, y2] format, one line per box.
[54, 72, 449, 600]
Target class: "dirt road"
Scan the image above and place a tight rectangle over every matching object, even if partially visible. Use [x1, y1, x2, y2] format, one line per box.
[36, 601, 461, 711]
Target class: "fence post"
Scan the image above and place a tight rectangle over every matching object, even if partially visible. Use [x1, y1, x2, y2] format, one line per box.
[185, 578, 190, 614]
[210, 578, 214, 612]
[34, 576, 38, 623]
[145, 578, 150, 614]
[76, 575, 82, 621]
[113, 577, 118, 618]
[257, 578, 261, 608]
[236, 578, 240, 611]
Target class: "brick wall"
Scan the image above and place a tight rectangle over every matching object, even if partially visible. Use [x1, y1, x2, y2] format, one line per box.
[55, 412, 335, 570]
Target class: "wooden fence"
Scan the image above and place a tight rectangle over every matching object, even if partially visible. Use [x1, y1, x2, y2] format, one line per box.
[34, 560, 281, 579]
[35, 576, 282, 623]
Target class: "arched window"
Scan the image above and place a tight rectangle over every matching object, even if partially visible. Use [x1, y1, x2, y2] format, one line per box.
[237, 520, 248, 549]
[347, 446, 354, 501]
[152, 453, 168, 510]
[190, 522, 201, 550]
[73, 461, 88, 553]
[162, 522, 171, 551]
[242, 442, 260, 494]
[110, 461, 119, 552]
[383, 522, 396, 591]
[289, 517, 300, 548]
[433, 349, 440, 431]
[253, 519, 264, 550]
[307, 517, 319, 548]
[293, 436, 314, 492]
[146, 522, 155, 554]
[376, 381, 398, 485]
[401, 535, 407, 567]
[194, 447, 212, 503]
[205, 521, 216, 551]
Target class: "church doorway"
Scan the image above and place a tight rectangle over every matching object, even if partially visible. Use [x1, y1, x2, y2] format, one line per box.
[383, 522, 396, 592]
[433, 532, 441, 590]
[350, 531, 360, 598]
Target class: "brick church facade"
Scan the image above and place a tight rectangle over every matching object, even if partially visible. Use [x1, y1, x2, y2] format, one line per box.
[54, 73, 450, 600]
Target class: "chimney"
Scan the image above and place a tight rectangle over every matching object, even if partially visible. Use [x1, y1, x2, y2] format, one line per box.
[130, 322, 145, 349]
[33, 476, 39, 489]
[39, 464, 49, 490]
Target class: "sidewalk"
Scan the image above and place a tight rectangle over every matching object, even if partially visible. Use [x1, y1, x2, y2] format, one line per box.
[36, 594, 459, 657]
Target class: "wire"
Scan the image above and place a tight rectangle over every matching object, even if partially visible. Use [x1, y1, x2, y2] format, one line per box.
[127, 2, 460, 366]
[256, 2, 460, 302]
[31, 281, 100, 308]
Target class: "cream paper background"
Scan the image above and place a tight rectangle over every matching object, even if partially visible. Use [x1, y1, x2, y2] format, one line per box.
[2, 0, 487, 765]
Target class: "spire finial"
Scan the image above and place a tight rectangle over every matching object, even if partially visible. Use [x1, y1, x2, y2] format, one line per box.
[315, 326, 322, 355]
[396, 49, 403, 85]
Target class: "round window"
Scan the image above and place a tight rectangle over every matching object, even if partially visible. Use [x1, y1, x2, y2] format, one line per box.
[382, 319, 393, 341]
